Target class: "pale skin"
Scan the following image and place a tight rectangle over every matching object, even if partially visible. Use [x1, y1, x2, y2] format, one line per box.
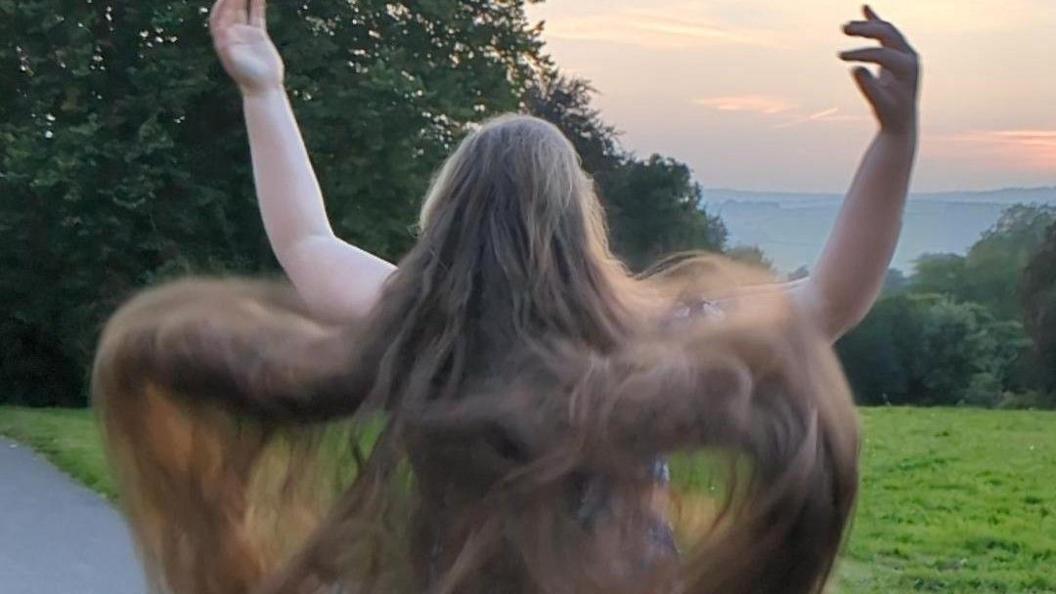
[209, 0, 919, 341]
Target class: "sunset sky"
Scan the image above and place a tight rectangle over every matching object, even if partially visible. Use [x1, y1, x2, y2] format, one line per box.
[525, 0, 1056, 193]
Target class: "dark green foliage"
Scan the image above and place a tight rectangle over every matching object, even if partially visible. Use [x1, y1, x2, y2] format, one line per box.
[836, 296, 914, 405]
[965, 204, 1056, 319]
[525, 72, 726, 270]
[837, 294, 1031, 407]
[604, 155, 727, 270]
[1021, 220, 1056, 403]
[838, 204, 1054, 408]
[911, 204, 1056, 319]
[523, 73, 620, 176]
[911, 253, 967, 297]
[0, 0, 545, 405]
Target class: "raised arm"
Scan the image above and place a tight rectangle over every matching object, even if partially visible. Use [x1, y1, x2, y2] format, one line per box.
[210, 0, 395, 323]
[793, 5, 920, 340]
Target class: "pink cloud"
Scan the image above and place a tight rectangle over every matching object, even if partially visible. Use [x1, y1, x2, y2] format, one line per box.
[695, 95, 795, 115]
[935, 130, 1056, 172]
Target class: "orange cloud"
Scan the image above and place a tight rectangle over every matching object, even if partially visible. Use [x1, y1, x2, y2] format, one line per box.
[693, 100, 865, 129]
[695, 95, 794, 115]
[934, 130, 1056, 172]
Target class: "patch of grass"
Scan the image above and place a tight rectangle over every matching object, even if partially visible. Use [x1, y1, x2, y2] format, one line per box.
[2, 405, 1055, 592]
[0, 406, 115, 499]
[835, 408, 1056, 593]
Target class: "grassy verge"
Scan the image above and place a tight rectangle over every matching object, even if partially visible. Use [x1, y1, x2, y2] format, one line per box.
[0, 406, 115, 499]
[2, 405, 1054, 592]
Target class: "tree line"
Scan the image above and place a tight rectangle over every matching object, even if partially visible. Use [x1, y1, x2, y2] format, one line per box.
[836, 204, 1056, 408]
[0, 1, 725, 406]
[6, 1, 1053, 410]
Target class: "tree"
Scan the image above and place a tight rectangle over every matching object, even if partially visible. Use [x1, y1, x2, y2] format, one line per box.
[910, 205, 1055, 319]
[523, 72, 620, 176]
[911, 253, 967, 297]
[912, 298, 1004, 406]
[836, 295, 916, 405]
[962, 204, 1056, 319]
[526, 73, 727, 270]
[1021, 220, 1056, 403]
[604, 156, 727, 270]
[837, 293, 1030, 407]
[0, 0, 546, 405]
[896, 204, 1055, 405]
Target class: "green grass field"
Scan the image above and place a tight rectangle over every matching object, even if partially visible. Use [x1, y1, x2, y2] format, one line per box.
[837, 408, 1056, 593]
[1, 406, 1054, 592]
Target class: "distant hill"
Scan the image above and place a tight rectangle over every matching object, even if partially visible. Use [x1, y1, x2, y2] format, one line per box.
[703, 187, 1056, 273]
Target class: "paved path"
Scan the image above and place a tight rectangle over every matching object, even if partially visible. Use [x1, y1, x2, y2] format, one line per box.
[0, 438, 146, 594]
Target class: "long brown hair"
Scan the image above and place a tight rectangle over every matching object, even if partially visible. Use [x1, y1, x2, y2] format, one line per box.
[93, 114, 859, 594]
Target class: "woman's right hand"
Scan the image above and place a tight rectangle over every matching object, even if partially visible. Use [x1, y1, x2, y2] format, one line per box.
[210, 0, 284, 96]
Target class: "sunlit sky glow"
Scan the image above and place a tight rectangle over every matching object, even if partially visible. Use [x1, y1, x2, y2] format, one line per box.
[525, 0, 1056, 192]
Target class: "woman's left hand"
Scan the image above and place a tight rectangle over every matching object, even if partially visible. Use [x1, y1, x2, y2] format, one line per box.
[840, 5, 920, 135]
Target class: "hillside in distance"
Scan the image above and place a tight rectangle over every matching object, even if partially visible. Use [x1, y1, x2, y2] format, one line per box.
[703, 187, 1056, 274]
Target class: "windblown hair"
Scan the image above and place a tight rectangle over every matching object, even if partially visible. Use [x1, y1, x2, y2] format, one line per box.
[93, 115, 859, 594]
